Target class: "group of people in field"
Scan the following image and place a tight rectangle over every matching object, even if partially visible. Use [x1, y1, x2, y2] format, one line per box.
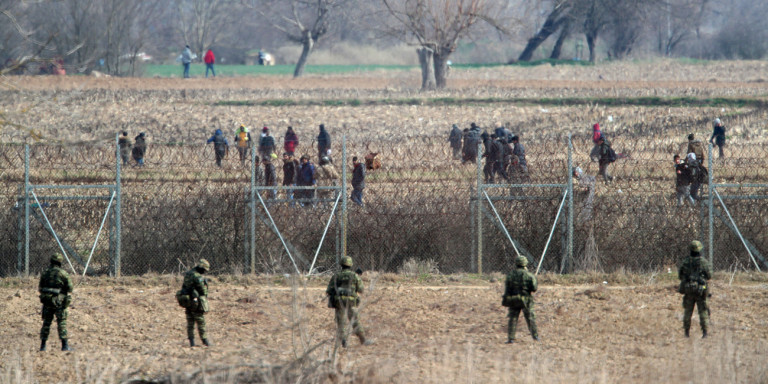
[117, 131, 147, 167]
[206, 123, 365, 207]
[448, 122, 529, 183]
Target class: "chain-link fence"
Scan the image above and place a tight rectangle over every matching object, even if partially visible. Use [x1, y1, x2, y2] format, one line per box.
[3, 131, 767, 276]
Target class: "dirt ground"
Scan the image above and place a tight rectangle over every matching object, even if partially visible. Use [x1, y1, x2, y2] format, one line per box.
[1, 275, 767, 383]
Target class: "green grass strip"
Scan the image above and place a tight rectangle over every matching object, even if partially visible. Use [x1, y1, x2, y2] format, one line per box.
[214, 96, 768, 108]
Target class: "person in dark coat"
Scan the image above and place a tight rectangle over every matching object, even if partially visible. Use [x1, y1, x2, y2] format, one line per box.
[282, 153, 299, 201]
[491, 135, 509, 182]
[284, 126, 299, 157]
[259, 127, 275, 160]
[118, 131, 131, 166]
[674, 154, 694, 206]
[207, 129, 229, 167]
[297, 155, 316, 206]
[709, 118, 726, 158]
[351, 156, 365, 207]
[264, 153, 278, 199]
[481, 132, 494, 182]
[596, 136, 614, 183]
[132, 132, 147, 166]
[317, 124, 331, 163]
[448, 124, 463, 160]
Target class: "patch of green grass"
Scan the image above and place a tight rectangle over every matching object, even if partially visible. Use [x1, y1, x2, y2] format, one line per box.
[144, 64, 415, 78]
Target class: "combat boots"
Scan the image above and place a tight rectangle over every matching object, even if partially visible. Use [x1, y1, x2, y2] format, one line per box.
[684, 328, 690, 338]
[189, 339, 195, 347]
[202, 339, 211, 347]
[40, 340, 47, 351]
[61, 339, 71, 351]
[702, 330, 708, 338]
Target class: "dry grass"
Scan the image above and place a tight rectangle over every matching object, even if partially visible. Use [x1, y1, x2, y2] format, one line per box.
[1, 275, 767, 383]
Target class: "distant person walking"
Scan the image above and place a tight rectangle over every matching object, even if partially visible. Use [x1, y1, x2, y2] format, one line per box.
[264, 153, 278, 199]
[282, 153, 299, 201]
[709, 118, 726, 158]
[207, 129, 229, 167]
[326, 256, 370, 348]
[448, 124, 463, 160]
[502, 256, 539, 344]
[510, 135, 528, 180]
[234, 125, 251, 166]
[596, 136, 616, 183]
[181, 45, 193, 78]
[132, 132, 146, 166]
[316, 156, 339, 201]
[297, 155, 316, 206]
[259, 127, 275, 160]
[674, 154, 694, 206]
[317, 124, 331, 163]
[284, 126, 299, 157]
[351, 156, 365, 207]
[204, 49, 216, 78]
[687, 133, 706, 163]
[118, 131, 131, 166]
[678, 240, 712, 338]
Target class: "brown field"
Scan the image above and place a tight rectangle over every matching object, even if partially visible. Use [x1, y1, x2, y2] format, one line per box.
[1, 274, 767, 383]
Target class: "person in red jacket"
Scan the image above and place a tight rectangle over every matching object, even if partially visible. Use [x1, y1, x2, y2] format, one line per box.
[204, 49, 216, 78]
[284, 126, 299, 156]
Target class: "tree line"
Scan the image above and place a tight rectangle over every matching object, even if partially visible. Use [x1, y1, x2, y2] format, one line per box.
[1, 0, 768, 88]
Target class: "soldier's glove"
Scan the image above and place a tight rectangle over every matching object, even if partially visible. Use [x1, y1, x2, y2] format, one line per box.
[355, 267, 363, 275]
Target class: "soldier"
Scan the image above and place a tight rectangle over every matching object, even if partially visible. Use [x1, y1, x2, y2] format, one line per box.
[39, 253, 74, 351]
[678, 240, 712, 338]
[326, 256, 371, 348]
[502, 255, 539, 343]
[181, 259, 211, 347]
[686, 133, 705, 163]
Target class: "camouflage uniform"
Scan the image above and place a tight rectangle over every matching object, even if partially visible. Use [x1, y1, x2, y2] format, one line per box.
[181, 259, 211, 346]
[678, 241, 712, 338]
[39, 254, 74, 351]
[503, 256, 538, 343]
[326, 257, 367, 347]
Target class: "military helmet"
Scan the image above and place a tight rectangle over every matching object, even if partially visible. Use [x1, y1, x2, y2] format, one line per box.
[340, 256, 354, 267]
[515, 256, 529, 267]
[690, 240, 703, 252]
[51, 253, 64, 264]
[197, 259, 211, 271]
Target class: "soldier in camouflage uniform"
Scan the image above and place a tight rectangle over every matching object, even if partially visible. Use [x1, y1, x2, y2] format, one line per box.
[678, 240, 712, 338]
[181, 259, 211, 347]
[326, 256, 371, 348]
[39, 253, 74, 351]
[502, 256, 539, 343]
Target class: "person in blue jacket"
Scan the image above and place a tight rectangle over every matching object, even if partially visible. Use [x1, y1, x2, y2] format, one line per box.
[207, 129, 229, 167]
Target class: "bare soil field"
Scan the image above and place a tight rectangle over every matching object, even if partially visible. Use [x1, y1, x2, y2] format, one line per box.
[1, 275, 767, 383]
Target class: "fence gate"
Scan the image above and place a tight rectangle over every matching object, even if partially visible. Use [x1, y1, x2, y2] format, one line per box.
[245, 137, 348, 275]
[473, 134, 573, 274]
[18, 141, 121, 276]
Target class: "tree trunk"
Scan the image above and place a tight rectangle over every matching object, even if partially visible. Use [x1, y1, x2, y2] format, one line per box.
[294, 30, 314, 78]
[433, 52, 450, 89]
[417, 47, 436, 91]
[586, 32, 597, 63]
[516, 9, 566, 62]
[550, 21, 571, 59]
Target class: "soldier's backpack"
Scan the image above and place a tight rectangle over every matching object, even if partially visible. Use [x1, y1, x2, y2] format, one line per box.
[679, 259, 706, 295]
[502, 271, 526, 308]
[176, 290, 193, 308]
[332, 271, 357, 306]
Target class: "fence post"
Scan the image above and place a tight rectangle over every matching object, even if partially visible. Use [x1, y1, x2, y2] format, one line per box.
[476, 142, 483, 274]
[24, 144, 30, 276]
[707, 142, 713, 264]
[341, 136, 347, 261]
[250, 143, 256, 273]
[114, 134, 121, 277]
[566, 134, 574, 273]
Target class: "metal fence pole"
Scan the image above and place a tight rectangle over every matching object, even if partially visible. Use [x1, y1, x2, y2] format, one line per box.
[250, 144, 256, 273]
[114, 134, 121, 277]
[341, 136, 347, 260]
[566, 134, 574, 273]
[707, 142, 713, 264]
[24, 144, 30, 276]
[476, 142, 483, 274]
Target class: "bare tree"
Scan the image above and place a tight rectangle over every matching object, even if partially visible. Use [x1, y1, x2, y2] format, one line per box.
[517, 0, 574, 62]
[381, 0, 509, 90]
[175, 0, 243, 58]
[247, 0, 349, 78]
